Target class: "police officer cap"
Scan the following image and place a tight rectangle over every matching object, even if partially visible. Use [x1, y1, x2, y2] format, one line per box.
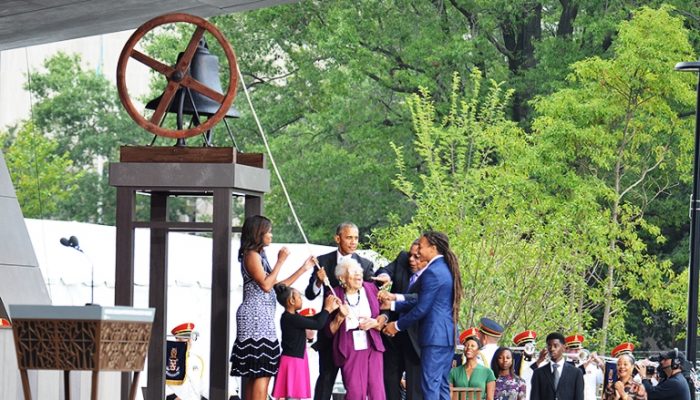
[478, 317, 503, 338]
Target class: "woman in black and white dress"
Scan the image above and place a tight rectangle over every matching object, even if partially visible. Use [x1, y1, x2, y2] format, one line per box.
[229, 215, 316, 400]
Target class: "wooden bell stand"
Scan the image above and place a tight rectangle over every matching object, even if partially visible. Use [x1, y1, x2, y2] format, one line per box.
[109, 146, 270, 400]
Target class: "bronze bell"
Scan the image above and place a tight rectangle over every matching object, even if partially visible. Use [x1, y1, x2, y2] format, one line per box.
[145, 38, 240, 119]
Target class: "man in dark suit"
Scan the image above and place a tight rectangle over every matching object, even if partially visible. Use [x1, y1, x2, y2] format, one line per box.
[377, 241, 425, 400]
[531, 332, 585, 400]
[305, 222, 385, 400]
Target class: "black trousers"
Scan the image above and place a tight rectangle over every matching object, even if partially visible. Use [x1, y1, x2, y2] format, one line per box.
[383, 332, 423, 400]
[313, 347, 340, 400]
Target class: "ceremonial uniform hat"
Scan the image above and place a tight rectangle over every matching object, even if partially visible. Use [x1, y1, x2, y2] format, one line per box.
[478, 317, 504, 338]
[611, 342, 635, 358]
[299, 308, 317, 317]
[565, 334, 585, 349]
[459, 327, 480, 344]
[171, 322, 196, 338]
[0, 318, 11, 328]
[513, 330, 537, 346]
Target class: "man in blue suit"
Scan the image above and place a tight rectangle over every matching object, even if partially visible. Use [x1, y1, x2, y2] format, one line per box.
[383, 231, 462, 400]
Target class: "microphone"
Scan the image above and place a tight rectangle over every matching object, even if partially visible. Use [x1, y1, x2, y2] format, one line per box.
[60, 236, 82, 252]
[59, 235, 94, 305]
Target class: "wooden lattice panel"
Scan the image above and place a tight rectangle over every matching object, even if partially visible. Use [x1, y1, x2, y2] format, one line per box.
[12, 319, 97, 370]
[12, 319, 152, 371]
[99, 321, 152, 371]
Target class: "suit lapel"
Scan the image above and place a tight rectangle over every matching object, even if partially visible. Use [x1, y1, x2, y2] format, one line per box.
[327, 257, 339, 288]
[558, 363, 573, 394]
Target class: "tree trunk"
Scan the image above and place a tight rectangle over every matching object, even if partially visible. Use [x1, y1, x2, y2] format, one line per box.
[600, 238, 616, 352]
[557, 0, 578, 37]
[500, 2, 542, 121]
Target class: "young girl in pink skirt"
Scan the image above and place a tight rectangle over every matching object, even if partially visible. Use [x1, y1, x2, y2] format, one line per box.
[272, 283, 339, 399]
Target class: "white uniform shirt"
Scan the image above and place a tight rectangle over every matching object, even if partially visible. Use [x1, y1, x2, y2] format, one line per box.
[519, 358, 539, 400]
[583, 363, 603, 400]
[479, 343, 499, 367]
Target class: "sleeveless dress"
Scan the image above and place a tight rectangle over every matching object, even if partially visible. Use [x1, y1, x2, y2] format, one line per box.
[229, 251, 280, 378]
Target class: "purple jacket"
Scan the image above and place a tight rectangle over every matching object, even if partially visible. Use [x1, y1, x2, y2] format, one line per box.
[325, 281, 385, 367]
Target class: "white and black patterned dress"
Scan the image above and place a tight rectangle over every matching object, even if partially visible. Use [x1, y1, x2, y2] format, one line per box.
[229, 251, 280, 378]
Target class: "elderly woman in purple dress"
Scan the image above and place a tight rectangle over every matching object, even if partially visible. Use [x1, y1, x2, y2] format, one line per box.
[326, 258, 386, 400]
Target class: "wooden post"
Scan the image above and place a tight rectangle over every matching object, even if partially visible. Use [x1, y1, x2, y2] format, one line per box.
[147, 193, 168, 400]
[209, 189, 232, 400]
[115, 186, 135, 400]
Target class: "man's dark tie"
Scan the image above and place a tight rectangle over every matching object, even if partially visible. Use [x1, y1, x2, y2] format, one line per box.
[552, 363, 560, 389]
[408, 273, 417, 288]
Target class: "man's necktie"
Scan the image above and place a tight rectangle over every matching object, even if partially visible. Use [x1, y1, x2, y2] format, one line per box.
[408, 273, 417, 288]
[552, 363, 560, 389]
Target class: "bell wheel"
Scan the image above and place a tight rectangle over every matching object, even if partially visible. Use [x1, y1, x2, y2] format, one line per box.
[116, 13, 238, 140]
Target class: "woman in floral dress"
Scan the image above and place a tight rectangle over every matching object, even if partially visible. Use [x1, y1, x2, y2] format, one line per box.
[490, 347, 526, 400]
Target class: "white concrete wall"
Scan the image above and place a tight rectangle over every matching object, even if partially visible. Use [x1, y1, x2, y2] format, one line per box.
[0, 31, 151, 129]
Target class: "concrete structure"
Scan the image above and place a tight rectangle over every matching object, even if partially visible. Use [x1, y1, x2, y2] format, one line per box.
[0, 31, 152, 129]
[0, 0, 298, 51]
[0, 151, 54, 399]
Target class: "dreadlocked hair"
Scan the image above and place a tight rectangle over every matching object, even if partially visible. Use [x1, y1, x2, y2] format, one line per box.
[421, 230, 462, 325]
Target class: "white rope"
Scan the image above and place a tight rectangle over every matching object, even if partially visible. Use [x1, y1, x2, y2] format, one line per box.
[236, 63, 333, 290]
[235, 64, 310, 246]
[236, 65, 333, 293]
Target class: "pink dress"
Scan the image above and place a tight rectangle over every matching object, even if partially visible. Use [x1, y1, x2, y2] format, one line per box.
[273, 351, 312, 398]
[273, 310, 330, 399]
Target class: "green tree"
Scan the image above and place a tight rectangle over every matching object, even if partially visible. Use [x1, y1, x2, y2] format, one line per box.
[531, 6, 696, 350]
[141, 0, 700, 247]
[1, 122, 81, 217]
[26, 52, 146, 224]
[372, 70, 604, 337]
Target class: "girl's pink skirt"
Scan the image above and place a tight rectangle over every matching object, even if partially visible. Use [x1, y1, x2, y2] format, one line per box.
[272, 350, 311, 399]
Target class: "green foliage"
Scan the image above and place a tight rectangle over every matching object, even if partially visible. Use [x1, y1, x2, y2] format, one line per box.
[373, 70, 599, 337]
[23, 52, 147, 224]
[2, 122, 81, 217]
[374, 7, 697, 352]
[139, 0, 700, 248]
[531, 6, 696, 350]
[6, 0, 699, 351]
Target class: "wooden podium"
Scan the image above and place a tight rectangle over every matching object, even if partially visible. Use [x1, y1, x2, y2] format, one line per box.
[10, 305, 155, 400]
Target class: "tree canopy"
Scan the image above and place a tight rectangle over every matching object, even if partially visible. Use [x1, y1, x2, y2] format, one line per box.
[3, 1, 700, 352]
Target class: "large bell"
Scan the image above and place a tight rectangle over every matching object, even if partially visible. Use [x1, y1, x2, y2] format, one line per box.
[145, 38, 239, 119]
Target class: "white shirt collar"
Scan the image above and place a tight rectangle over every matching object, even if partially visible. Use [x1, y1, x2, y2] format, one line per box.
[337, 250, 353, 264]
[426, 254, 444, 267]
[551, 357, 566, 372]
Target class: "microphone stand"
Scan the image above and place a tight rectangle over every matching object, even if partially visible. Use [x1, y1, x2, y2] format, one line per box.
[76, 246, 96, 306]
